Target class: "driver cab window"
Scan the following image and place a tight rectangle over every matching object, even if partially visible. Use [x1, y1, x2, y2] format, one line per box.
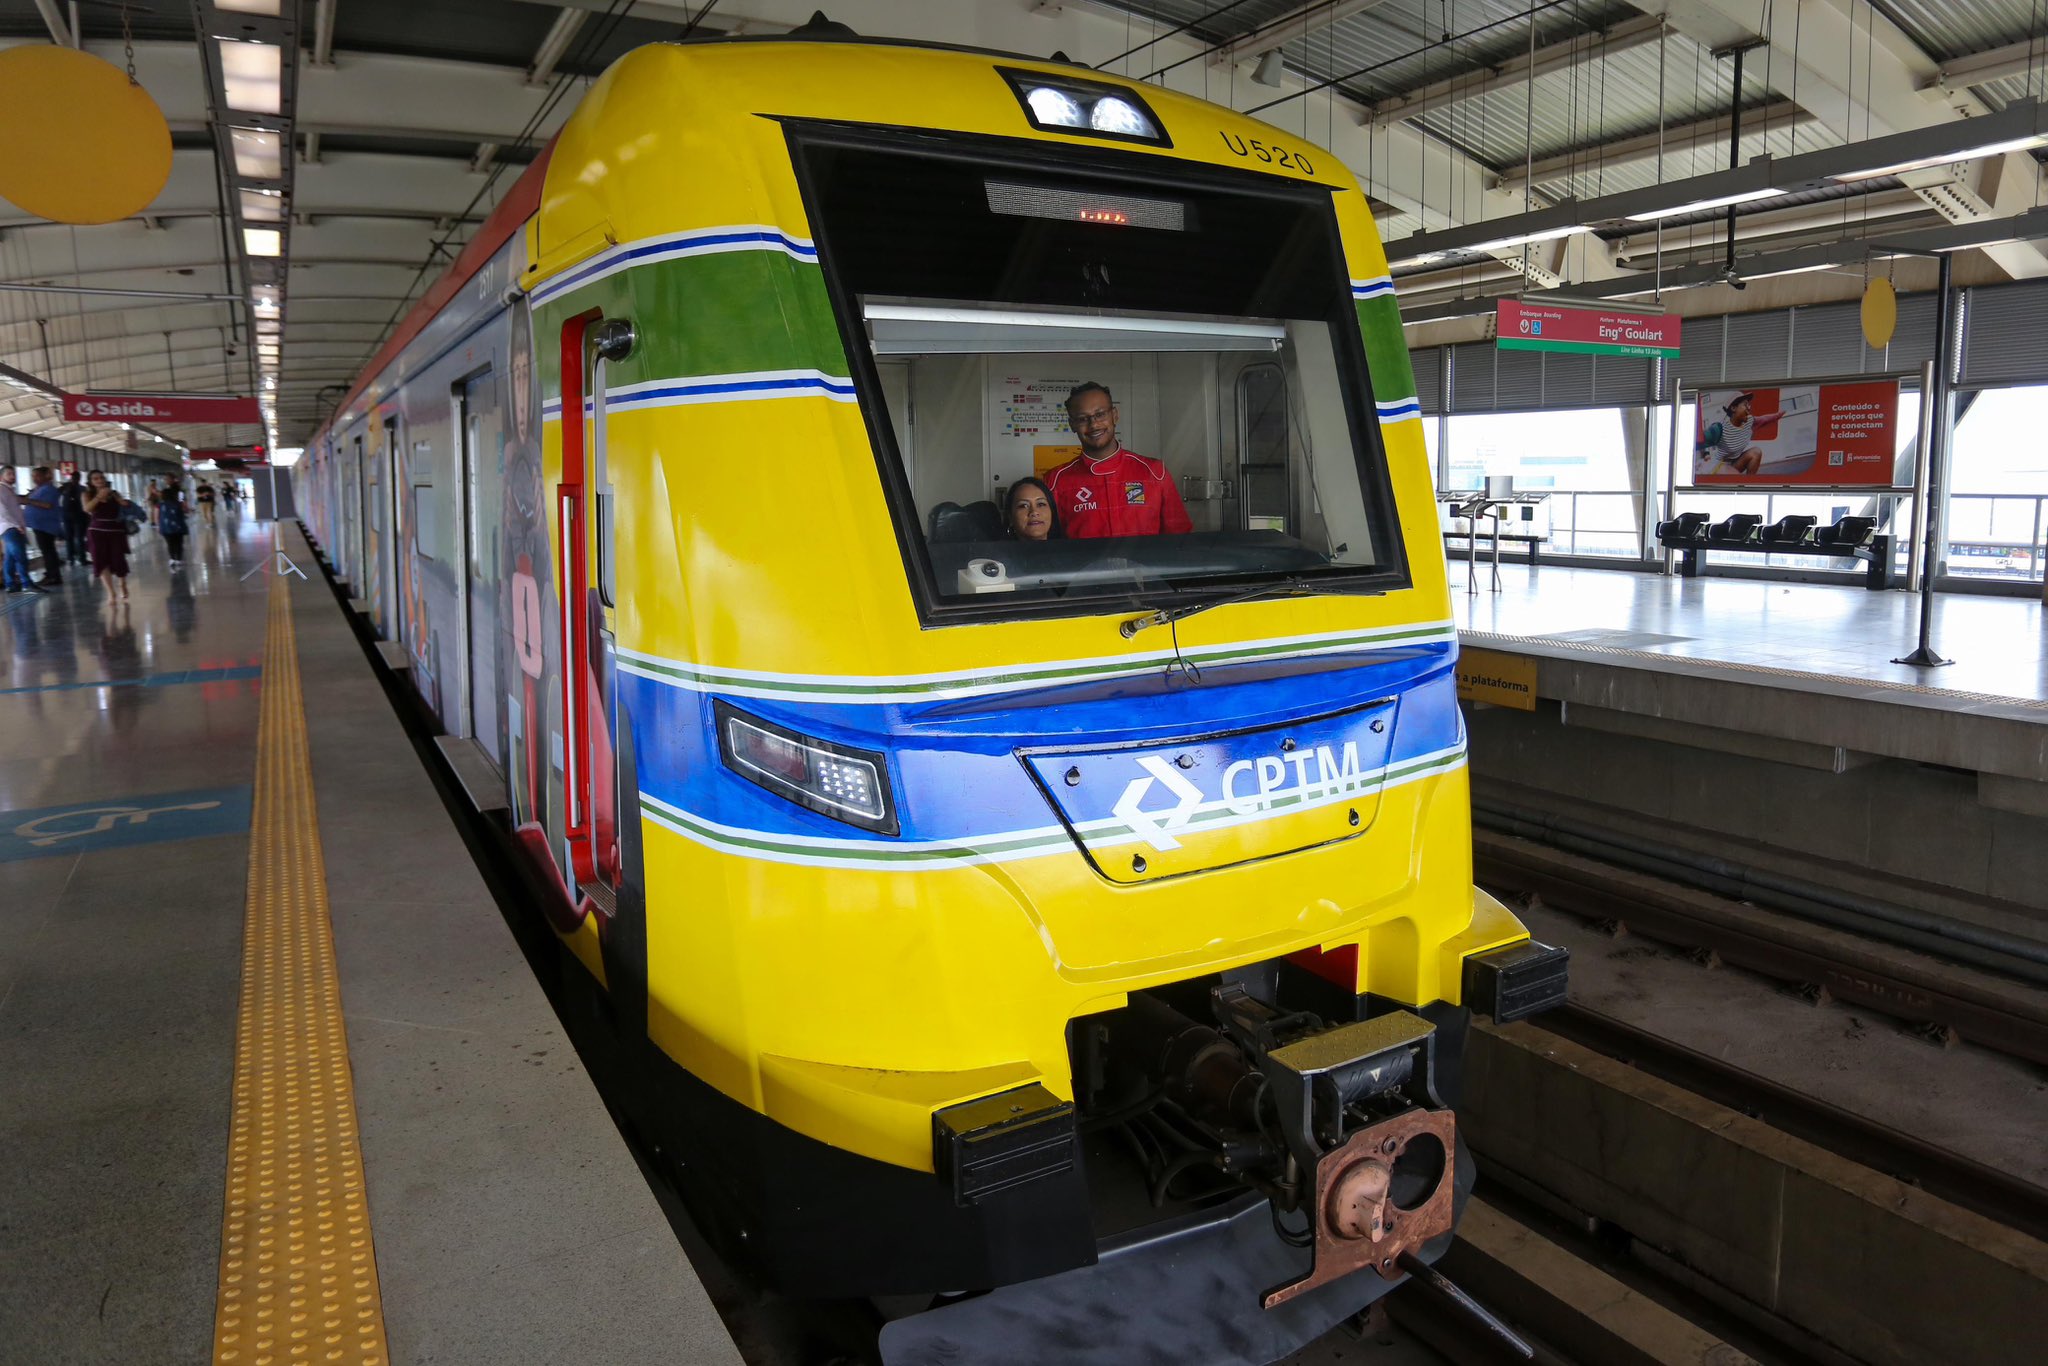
[798, 134, 1407, 613]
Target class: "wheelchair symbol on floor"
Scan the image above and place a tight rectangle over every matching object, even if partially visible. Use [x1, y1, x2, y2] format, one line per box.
[14, 800, 225, 847]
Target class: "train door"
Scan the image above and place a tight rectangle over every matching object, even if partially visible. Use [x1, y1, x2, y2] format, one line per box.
[353, 432, 377, 613]
[456, 369, 505, 768]
[557, 313, 632, 915]
[382, 415, 406, 643]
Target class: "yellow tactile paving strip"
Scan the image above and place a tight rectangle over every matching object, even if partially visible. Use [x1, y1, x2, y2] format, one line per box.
[213, 569, 390, 1365]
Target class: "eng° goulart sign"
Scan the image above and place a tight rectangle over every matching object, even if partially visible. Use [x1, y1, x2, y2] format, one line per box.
[62, 392, 262, 424]
[1496, 300, 1681, 360]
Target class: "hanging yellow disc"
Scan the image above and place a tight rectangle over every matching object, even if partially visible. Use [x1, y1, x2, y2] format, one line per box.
[1861, 277, 1898, 350]
[0, 45, 172, 225]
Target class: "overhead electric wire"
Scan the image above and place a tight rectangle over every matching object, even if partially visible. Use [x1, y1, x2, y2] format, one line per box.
[1138, 0, 1350, 82]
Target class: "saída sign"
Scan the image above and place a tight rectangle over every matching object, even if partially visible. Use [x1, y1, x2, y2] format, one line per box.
[62, 391, 261, 424]
[1496, 300, 1680, 360]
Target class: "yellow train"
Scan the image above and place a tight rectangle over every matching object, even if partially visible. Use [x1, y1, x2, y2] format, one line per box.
[303, 19, 1565, 1363]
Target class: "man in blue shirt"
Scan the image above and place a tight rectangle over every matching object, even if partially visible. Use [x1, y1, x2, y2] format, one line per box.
[22, 465, 67, 587]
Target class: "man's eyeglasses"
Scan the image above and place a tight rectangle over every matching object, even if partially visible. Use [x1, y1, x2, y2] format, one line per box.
[1070, 407, 1114, 429]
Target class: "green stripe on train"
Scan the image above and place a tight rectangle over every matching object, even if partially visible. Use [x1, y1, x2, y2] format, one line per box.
[533, 250, 847, 388]
[1355, 296, 1417, 413]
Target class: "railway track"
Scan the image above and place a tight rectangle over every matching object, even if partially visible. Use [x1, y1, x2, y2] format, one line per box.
[1472, 824, 2048, 1065]
[1529, 1002, 2048, 1246]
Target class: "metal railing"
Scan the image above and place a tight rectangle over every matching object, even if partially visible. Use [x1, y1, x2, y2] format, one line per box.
[1442, 487, 2048, 583]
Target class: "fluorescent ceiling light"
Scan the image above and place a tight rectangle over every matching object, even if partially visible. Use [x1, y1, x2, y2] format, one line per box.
[1744, 262, 1844, 280]
[240, 188, 283, 222]
[1625, 187, 1786, 222]
[1831, 134, 2048, 183]
[256, 320, 281, 336]
[215, 0, 282, 13]
[1464, 223, 1590, 254]
[244, 227, 282, 256]
[230, 127, 282, 180]
[217, 40, 282, 114]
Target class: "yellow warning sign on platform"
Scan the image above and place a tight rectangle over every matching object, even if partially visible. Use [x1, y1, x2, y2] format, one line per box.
[1456, 648, 1538, 710]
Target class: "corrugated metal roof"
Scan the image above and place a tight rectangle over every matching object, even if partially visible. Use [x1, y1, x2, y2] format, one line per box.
[1973, 72, 2048, 112]
[1285, 0, 1640, 105]
[1873, 0, 2048, 64]
[1402, 26, 1782, 170]
[1531, 119, 1849, 202]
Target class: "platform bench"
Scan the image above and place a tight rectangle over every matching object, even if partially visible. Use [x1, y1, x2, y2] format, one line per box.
[1654, 512, 1893, 590]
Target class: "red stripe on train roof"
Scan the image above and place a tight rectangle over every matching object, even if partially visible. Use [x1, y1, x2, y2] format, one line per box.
[317, 142, 554, 443]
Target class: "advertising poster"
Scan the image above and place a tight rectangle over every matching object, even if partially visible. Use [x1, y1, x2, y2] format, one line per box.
[1691, 380, 1899, 487]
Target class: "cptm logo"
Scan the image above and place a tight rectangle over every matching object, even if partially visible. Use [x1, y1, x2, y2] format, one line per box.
[1112, 742, 1373, 852]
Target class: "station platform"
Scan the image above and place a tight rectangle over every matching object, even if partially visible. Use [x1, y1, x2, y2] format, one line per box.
[1453, 563, 2048, 781]
[1449, 562, 2048, 941]
[0, 515, 741, 1365]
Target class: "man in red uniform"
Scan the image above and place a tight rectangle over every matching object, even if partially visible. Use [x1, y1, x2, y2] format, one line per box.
[1044, 382, 1193, 538]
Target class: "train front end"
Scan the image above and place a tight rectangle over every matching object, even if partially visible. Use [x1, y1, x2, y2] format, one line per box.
[523, 37, 1566, 1362]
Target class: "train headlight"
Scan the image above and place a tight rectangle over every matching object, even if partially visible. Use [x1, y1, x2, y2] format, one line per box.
[1025, 86, 1086, 128]
[1000, 67, 1170, 146]
[1088, 96, 1157, 139]
[715, 701, 898, 835]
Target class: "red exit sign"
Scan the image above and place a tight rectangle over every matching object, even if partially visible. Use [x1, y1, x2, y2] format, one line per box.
[63, 391, 262, 424]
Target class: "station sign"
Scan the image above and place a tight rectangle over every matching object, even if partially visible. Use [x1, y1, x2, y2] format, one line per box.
[1496, 300, 1680, 360]
[62, 391, 262, 424]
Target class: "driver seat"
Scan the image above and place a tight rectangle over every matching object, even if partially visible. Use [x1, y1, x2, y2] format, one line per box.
[928, 501, 1004, 543]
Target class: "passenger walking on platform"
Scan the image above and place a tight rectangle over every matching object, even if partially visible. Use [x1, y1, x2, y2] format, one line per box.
[157, 479, 190, 568]
[83, 472, 131, 601]
[195, 479, 217, 527]
[0, 465, 38, 593]
[59, 469, 90, 567]
[22, 466, 66, 586]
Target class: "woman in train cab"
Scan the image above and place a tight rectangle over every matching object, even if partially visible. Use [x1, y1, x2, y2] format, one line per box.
[1004, 476, 1060, 542]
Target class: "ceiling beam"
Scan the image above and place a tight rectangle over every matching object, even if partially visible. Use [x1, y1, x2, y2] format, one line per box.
[1629, 0, 2048, 277]
[1368, 13, 1667, 127]
[1926, 39, 2048, 95]
[1495, 100, 1815, 190]
[528, 8, 588, 86]
[1209, 0, 1394, 66]
[30, 0, 72, 48]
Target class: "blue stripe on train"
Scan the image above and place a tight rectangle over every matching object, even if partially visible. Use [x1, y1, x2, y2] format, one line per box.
[617, 642, 1465, 851]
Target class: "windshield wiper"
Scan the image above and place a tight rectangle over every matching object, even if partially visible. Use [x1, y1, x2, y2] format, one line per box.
[1118, 577, 1318, 638]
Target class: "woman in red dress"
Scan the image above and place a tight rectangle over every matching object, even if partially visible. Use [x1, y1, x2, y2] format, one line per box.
[83, 470, 130, 601]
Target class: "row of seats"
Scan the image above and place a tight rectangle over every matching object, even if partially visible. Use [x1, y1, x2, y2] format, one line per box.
[1656, 512, 1877, 549]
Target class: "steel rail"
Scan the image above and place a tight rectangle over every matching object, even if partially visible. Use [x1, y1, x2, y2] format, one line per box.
[1474, 832, 2048, 1066]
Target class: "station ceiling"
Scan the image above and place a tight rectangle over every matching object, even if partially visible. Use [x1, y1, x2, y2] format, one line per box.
[0, 0, 2042, 453]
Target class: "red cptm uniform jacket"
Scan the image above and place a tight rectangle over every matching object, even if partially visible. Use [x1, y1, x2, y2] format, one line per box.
[1044, 448, 1194, 538]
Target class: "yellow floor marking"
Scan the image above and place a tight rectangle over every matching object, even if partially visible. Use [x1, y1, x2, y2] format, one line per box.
[213, 569, 389, 1365]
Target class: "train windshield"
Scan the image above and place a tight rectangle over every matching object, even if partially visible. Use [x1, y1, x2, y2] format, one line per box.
[796, 131, 1410, 618]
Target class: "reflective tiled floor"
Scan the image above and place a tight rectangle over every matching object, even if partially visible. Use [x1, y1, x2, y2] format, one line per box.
[1453, 563, 2048, 704]
[0, 516, 737, 1365]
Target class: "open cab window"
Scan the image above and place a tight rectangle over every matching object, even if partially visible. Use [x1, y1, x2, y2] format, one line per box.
[792, 126, 1410, 621]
